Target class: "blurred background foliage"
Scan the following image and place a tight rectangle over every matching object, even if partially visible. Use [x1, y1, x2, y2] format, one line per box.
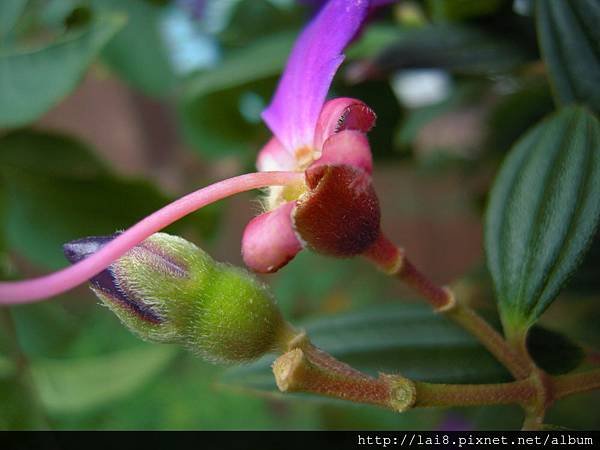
[0, 0, 599, 430]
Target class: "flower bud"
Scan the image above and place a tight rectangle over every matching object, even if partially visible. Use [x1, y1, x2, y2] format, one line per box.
[63, 233, 286, 363]
[293, 164, 381, 257]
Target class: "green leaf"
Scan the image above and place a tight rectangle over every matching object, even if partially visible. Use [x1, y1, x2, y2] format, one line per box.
[184, 31, 294, 100]
[180, 79, 274, 161]
[427, 0, 506, 22]
[0, 12, 124, 128]
[0, 0, 27, 43]
[219, 0, 303, 46]
[485, 106, 600, 330]
[179, 31, 294, 159]
[486, 78, 555, 154]
[527, 326, 584, 375]
[536, 0, 600, 112]
[0, 376, 47, 429]
[89, 0, 178, 96]
[30, 344, 177, 414]
[357, 24, 530, 80]
[221, 304, 510, 400]
[0, 130, 217, 269]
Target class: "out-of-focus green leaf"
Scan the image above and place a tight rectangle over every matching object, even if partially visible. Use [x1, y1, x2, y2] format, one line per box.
[346, 25, 405, 61]
[180, 78, 274, 161]
[10, 302, 80, 358]
[0, 130, 218, 269]
[30, 344, 177, 414]
[546, 390, 600, 430]
[220, 0, 302, 46]
[0, 309, 47, 429]
[271, 251, 393, 320]
[221, 303, 510, 400]
[352, 24, 530, 82]
[485, 106, 600, 331]
[0, 376, 47, 429]
[180, 31, 294, 159]
[0, 186, 13, 281]
[184, 31, 293, 99]
[427, 0, 506, 22]
[0, 12, 124, 128]
[536, 0, 600, 113]
[0, 0, 27, 43]
[527, 326, 584, 375]
[486, 79, 555, 154]
[89, 0, 177, 96]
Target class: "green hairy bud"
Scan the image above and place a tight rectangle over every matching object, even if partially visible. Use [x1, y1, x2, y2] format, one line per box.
[63, 233, 286, 363]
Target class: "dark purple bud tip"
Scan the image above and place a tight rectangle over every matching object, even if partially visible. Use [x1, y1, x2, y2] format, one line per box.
[62, 233, 163, 324]
[293, 164, 381, 257]
[63, 233, 121, 264]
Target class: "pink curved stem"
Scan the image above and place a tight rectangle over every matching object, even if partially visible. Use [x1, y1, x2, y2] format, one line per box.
[0, 171, 304, 304]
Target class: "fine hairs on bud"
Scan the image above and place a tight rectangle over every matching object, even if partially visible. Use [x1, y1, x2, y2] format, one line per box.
[64, 232, 286, 364]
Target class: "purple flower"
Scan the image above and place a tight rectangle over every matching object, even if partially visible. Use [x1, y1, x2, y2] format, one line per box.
[299, 0, 397, 12]
[0, 0, 381, 302]
[242, 0, 382, 273]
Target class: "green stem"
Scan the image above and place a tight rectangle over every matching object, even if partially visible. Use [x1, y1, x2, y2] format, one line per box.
[554, 369, 600, 400]
[446, 305, 530, 379]
[413, 379, 535, 408]
[363, 233, 530, 380]
[272, 333, 600, 414]
[363, 234, 452, 310]
[273, 338, 535, 411]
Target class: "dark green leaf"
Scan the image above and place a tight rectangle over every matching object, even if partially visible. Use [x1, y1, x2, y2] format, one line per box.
[485, 106, 600, 330]
[353, 24, 530, 82]
[346, 25, 405, 61]
[221, 303, 510, 400]
[0, 376, 47, 429]
[527, 326, 584, 375]
[427, 0, 506, 22]
[486, 79, 555, 154]
[0, 12, 124, 128]
[30, 344, 177, 414]
[219, 0, 303, 46]
[536, 0, 600, 112]
[0, 130, 215, 269]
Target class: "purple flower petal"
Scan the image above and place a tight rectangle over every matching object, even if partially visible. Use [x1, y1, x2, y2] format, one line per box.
[242, 201, 303, 273]
[262, 0, 370, 152]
